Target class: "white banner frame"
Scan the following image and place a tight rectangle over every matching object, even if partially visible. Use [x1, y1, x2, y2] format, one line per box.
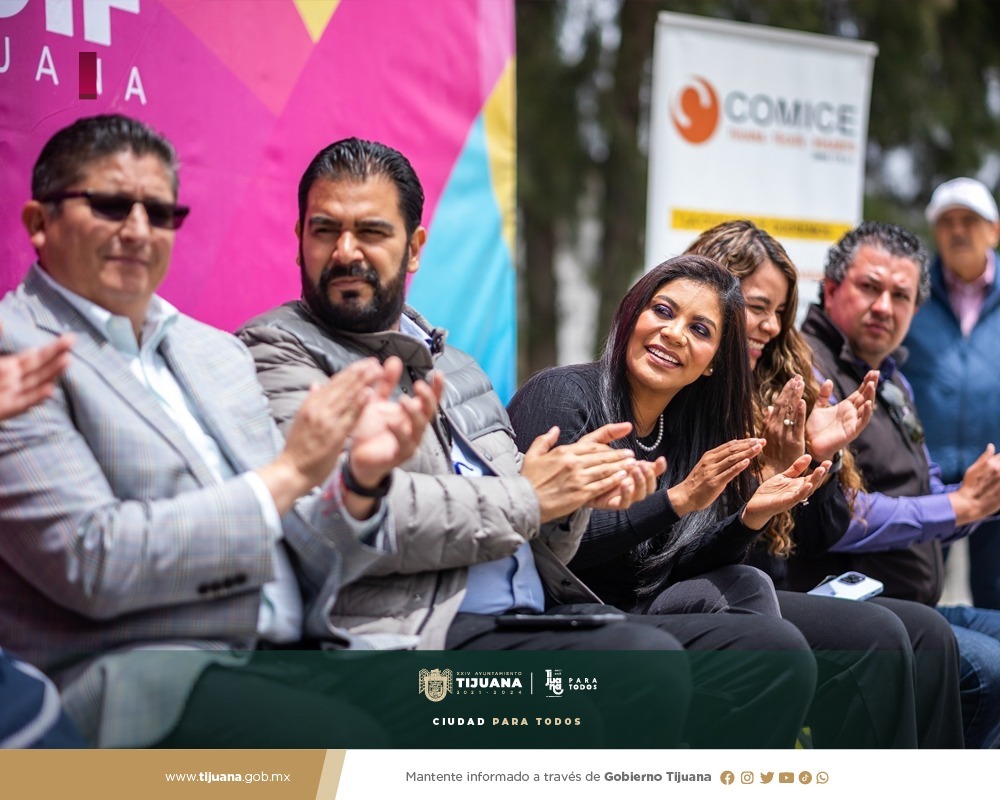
[646, 12, 878, 281]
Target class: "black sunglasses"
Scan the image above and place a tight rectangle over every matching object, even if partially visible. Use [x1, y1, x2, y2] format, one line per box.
[878, 381, 926, 445]
[40, 190, 189, 230]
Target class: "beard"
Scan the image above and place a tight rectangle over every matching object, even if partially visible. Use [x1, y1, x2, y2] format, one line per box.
[301, 246, 408, 334]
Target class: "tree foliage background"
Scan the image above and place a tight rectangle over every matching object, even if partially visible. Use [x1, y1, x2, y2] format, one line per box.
[516, 0, 1000, 381]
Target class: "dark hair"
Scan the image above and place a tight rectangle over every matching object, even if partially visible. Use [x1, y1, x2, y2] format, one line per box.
[598, 254, 756, 602]
[823, 221, 931, 306]
[687, 221, 864, 556]
[32, 114, 179, 202]
[297, 138, 424, 237]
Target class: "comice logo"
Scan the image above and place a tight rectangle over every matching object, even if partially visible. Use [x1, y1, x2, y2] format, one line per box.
[669, 76, 720, 144]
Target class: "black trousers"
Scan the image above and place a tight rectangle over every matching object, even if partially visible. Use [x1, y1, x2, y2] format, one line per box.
[872, 596, 964, 747]
[776, 590, 964, 748]
[447, 601, 817, 749]
[645, 564, 781, 615]
[158, 655, 391, 748]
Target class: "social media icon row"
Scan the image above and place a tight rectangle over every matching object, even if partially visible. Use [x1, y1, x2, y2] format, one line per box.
[720, 771, 828, 784]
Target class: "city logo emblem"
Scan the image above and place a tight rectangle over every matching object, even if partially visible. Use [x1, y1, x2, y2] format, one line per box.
[545, 669, 564, 697]
[418, 668, 454, 702]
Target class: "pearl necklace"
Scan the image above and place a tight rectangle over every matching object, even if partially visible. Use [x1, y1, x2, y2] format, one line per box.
[635, 413, 664, 453]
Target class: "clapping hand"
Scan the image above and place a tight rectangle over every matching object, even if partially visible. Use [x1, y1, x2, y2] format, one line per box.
[761, 375, 807, 476]
[591, 450, 667, 511]
[348, 356, 445, 488]
[0, 327, 74, 422]
[805, 370, 877, 462]
[741, 454, 830, 531]
[521, 422, 641, 522]
[666, 438, 764, 517]
[949, 444, 1000, 525]
[259, 358, 387, 515]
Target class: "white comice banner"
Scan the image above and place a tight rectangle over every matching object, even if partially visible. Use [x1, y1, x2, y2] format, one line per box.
[646, 12, 878, 280]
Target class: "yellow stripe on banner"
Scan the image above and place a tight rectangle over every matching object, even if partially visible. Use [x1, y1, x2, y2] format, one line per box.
[671, 209, 853, 242]
[293, 0, 341, 43]
[483, 58, 516, 259]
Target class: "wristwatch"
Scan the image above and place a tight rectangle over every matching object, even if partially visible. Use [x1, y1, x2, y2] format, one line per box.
[340, 454, 392, 499]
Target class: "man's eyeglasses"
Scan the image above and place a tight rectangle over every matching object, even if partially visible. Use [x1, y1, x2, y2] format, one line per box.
[39, 190, 189, 230]
[877, 381, 926, 445]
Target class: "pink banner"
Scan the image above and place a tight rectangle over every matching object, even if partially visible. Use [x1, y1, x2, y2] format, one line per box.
[0, 0, 514, 340]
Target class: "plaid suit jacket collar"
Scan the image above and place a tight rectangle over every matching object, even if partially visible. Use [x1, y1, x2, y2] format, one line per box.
[19, 267, 261, 484]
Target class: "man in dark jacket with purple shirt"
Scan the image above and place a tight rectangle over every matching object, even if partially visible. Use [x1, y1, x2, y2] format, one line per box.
[789, 220, 1000, 748]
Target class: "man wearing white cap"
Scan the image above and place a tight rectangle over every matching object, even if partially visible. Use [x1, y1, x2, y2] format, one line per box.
[904, 177, 1000, 609]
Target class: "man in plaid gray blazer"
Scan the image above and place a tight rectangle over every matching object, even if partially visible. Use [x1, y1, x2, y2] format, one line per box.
[0, 115, 439, 748]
